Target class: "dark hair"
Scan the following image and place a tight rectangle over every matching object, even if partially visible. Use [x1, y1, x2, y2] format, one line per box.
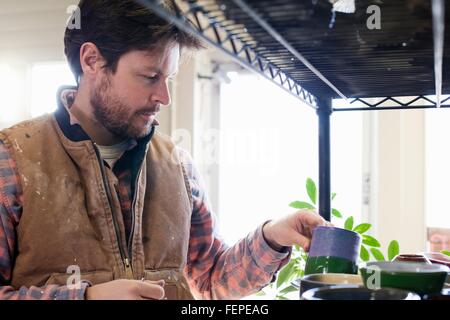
[64, 0, 203, 82]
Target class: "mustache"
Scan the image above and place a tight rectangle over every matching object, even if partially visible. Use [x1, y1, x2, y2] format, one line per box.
[136, 106, 160, 114]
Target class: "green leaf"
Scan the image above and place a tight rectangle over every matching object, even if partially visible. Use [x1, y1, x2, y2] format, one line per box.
[331, 193, 337, 200]
[388, 240, 400, 261]
[289, 201, 315, 210]
[353, 223, 372, 234]
[331, 208, 343, 218]
[255, 290, 267, 296]
[279, 285, 298, 295]
[276, 260, 296, 288]
[370, 248, 386, 261]
[362, 235, 381, 247]
[360, 245, 370, 262]
[442, 250, 450, 257]
[276, 296, 290, 300]
[344, 216, 354, 230]
[306, 178, 317, 205]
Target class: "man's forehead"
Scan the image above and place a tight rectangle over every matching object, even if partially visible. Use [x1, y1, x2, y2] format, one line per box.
[139, 65, 179, 77]
[128, 46, 180, 75]
[141, 42, 180, 59]
[141, 65, 178, 74]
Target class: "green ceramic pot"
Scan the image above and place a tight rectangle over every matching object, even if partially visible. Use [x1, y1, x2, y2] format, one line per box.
[360, 261, 450, 296]
[304, 256, 359, 275]
[304, 227, 361, 275]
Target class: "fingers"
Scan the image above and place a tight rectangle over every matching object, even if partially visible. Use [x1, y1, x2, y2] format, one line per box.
[296, 210, 333, 249]
[263, 209, 334, 251]
[298, 211, 327, 237]
[293, 232, 311, 252]
[138, 282, 165, 300]
[145, 279, 165, 287]
[299, 209, 333, 224]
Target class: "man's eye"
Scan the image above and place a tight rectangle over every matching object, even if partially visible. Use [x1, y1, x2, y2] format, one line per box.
[144, 75, 159, 82]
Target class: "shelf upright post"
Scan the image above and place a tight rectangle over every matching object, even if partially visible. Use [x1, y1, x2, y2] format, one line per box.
[317, 98, 333, 221]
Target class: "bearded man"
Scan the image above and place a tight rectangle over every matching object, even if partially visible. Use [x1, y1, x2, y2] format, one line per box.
[0, 0, 328, 300]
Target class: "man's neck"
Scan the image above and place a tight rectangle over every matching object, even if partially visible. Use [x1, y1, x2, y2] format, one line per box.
[69, 92, 124, 146]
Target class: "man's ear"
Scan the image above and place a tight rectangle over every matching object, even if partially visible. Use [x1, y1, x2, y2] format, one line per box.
[79, 42, 105, 78]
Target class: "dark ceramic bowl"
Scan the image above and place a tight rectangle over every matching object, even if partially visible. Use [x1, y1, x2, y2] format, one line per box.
[360, 261, 450, 296]
[446, 273, 450, 289]
[423, 288, 450, 300]
[393, 254, 431, 264]
[301, 286, 420, 300]
[422, 252, 450, 268]
[293, 273, 363, 297]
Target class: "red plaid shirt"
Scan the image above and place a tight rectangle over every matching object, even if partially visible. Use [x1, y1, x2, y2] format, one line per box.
[0, 104, 289, 300]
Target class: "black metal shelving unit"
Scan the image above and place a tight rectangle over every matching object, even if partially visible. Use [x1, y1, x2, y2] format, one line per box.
[136, 0, 449, 221]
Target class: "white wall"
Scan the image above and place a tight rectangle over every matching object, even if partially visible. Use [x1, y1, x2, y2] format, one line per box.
[374, 109, 426, 254]
[0, 0, 76, 60]
[0, 0, 77, 128]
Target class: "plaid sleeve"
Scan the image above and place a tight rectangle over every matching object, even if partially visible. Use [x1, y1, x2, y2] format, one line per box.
[0, 140, 88, 300]
[0, 283, 90, 300]
[178, 148, 291, 300]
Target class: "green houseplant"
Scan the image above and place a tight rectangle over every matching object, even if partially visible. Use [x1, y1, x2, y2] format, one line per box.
[257, 178, 400, 300]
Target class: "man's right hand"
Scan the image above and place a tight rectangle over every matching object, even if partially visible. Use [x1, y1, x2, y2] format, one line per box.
[85, 279, 165, 300]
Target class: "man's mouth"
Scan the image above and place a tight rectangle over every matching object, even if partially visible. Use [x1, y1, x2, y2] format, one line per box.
[140, 111, 156, 116]
[137, 110, 159, 123]
[139, 112, 155, 119]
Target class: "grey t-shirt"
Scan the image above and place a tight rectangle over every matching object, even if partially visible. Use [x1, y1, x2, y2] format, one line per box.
[97, 139, 134, 168]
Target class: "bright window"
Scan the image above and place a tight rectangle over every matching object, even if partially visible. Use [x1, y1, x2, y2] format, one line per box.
[218, 73, 363, 244]
[425, 104, 450, 229]
[0, 64, 21, 122]
[31, 62, 76, 117]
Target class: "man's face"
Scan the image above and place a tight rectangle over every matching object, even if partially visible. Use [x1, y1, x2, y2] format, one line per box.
[91, 43, 180, 140]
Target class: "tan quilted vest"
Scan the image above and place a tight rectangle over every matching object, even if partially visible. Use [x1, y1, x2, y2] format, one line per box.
[0, 113, 194, 299]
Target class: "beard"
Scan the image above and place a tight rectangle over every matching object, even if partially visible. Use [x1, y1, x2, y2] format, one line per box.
[90, 75, 157, 140]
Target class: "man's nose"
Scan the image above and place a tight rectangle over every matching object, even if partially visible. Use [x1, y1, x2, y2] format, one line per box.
[152, 80, 171, 106]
